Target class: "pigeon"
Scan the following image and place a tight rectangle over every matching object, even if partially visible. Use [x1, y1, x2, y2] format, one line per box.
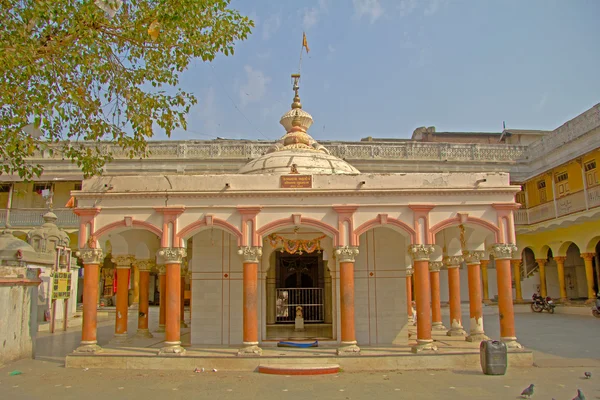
[572, 389, 586, 400]
[520, 384, 534, 398]
[583, 371, 591, 379]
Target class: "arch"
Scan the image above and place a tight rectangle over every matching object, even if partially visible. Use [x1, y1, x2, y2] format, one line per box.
[558, 240, 577, 256]
[521, 246, 536, 259]
[354, 214, 416, 244]
[93, 219, 162, 240]
[178, 217, 243, 246]
[584, 235, 600, 253]
[256, 215, 339, 247]
[429, 215, 500, 243]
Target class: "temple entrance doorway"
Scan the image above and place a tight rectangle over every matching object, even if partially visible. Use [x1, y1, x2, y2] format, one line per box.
[266, 251, 334, 340]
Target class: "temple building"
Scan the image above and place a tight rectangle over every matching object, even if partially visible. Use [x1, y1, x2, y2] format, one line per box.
[0, 76, 598, 357]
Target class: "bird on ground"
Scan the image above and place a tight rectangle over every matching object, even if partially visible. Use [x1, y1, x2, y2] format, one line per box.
[583, 371, 592, 379]
[520, 384, 534, 398]
[572, 388, 586, 400]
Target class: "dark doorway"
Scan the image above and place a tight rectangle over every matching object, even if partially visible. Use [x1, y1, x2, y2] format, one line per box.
[275, 252, 324, 323]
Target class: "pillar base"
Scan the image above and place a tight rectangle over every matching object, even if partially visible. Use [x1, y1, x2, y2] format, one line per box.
[466, 333, 490, 343]
[158, 341, 186, 355]
[483, 299, 493, 305]
[134, 329, 154, 339]
[155, 325, 165, 333]
[446, 327, 467, 337]
[585, 298, 597, 305]
[74, 341, 102, 354]
[411, 339, 438, 353]
[501, 337, 524, 349]
[336, 342, 361, 356]
[180, 321, 188, 328]
[237, 344, 263, 356]
[432, 322, 447, 331]
[109, 333, 129, 344]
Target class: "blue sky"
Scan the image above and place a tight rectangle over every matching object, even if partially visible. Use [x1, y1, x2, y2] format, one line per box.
[157, 0, 600, 142]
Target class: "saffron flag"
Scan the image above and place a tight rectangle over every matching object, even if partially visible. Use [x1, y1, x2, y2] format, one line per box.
[302, 32, 310, 53]
[65, 196, 75, 208]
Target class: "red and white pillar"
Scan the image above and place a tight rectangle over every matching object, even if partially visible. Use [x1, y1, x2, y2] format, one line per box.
[409, 244, 437, 353]
[444, 255, 466, 337]
[491, 243, 523, 349]
[74, 247, 103, 353]
[463, 251, 489, 342]
[111, 255, 133, 344]
[158, 247, 187, 355]
[429, 261, 446, 331]
[237, 246, 263, 356]
[335, 246, 361, 355]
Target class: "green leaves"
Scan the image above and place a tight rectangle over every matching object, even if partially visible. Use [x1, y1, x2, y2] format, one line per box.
[1, 0, 253, 180]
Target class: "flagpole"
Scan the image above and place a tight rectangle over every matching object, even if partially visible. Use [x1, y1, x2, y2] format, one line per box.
[298, 35, 304, 75]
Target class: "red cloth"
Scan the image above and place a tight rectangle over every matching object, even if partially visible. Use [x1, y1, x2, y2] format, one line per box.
[113, 269, 131, 294]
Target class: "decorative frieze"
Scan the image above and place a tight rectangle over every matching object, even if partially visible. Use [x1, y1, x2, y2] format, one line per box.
[238, 246, 263, 263]
[490, 243, 518, 260]
[77, 248, 104, 265]
[408, 244, 435, 261]
[335, 246, 360, 263]
[462, 251, 485, 265]
[429, 261, 443, 272]
[112, 255, 134, 269]
[157, 247, 187, 264]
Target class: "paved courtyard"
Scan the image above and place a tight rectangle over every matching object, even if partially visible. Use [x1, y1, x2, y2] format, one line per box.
[1, 305, 599, 400]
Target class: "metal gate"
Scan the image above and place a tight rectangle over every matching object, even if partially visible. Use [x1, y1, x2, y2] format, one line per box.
[276, 288, 324, 323]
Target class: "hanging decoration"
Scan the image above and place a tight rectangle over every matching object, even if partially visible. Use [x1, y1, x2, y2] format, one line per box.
[267, 233, 326, 255]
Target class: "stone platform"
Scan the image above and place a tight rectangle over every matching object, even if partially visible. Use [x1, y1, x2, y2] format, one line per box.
[65, 328, 534, 372]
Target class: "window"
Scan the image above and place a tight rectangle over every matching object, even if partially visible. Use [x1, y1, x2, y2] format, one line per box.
[585, 160, 598, 187]
[74, 183, 82, 191]
[516, 191, 526, 205]
[0, 184, 10, 193]
[555, 171, 569, 197]
[33, 183, 52, 195]
[536, 179, 547, 203]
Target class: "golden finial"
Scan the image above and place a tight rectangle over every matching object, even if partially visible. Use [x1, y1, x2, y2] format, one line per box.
[291, 73, 302, 109]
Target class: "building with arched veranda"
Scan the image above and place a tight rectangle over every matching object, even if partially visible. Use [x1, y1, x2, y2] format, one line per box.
[0, 75, 599, 357]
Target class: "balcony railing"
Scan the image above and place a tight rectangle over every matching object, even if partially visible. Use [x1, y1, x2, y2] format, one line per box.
[0, 208, 78, 228]
[276, 288, 324, 323]
[515, 189, 594, 226]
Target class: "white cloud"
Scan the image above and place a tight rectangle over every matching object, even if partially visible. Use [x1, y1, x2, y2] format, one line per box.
[398, 0, 417, 17]
[301, 0, 329, 31]
[262, 13, 281, 40]
[239, 65, 271, 108]
[353, 0, 383, 23]
[535, 93, 549, 112]
[424, 0, 446, 16]
[303, 8, 319, 30]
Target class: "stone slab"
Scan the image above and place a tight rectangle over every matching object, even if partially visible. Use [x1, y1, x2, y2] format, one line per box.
[258, 364, 340, 375]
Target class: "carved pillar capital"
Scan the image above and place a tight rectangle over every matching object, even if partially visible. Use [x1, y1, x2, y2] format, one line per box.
[238, 246, 262, 263]
[157, 247, 187, 264]
[535, 258, 547, 266]
[510, 258, 521, 267]
[429, 261, 443, 272]
[77, 248, 104, 265]
[406, 267, 414, 277]
[490, 243, 518, 259]
[553, 256, 566, 264]
[112, 255, 134, 269]
[408, 244, 435, 261]
[462, 251, 485, 265]
[581, 252, 595, 262]
[156, 264, 166, 275]
[443, 255, 464, 268]
[335, 246, 360, 263]
[134, 259, 155, 272]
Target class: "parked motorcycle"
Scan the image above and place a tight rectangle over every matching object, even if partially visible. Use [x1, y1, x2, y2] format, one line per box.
[592, 298, 600, 318]
[531, 293, 555, 314]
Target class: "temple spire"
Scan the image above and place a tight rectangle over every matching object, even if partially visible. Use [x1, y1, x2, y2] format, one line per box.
[291, 73, 302, 109]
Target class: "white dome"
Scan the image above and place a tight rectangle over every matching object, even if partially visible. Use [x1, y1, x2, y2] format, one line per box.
[238, 149, 360, 175]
